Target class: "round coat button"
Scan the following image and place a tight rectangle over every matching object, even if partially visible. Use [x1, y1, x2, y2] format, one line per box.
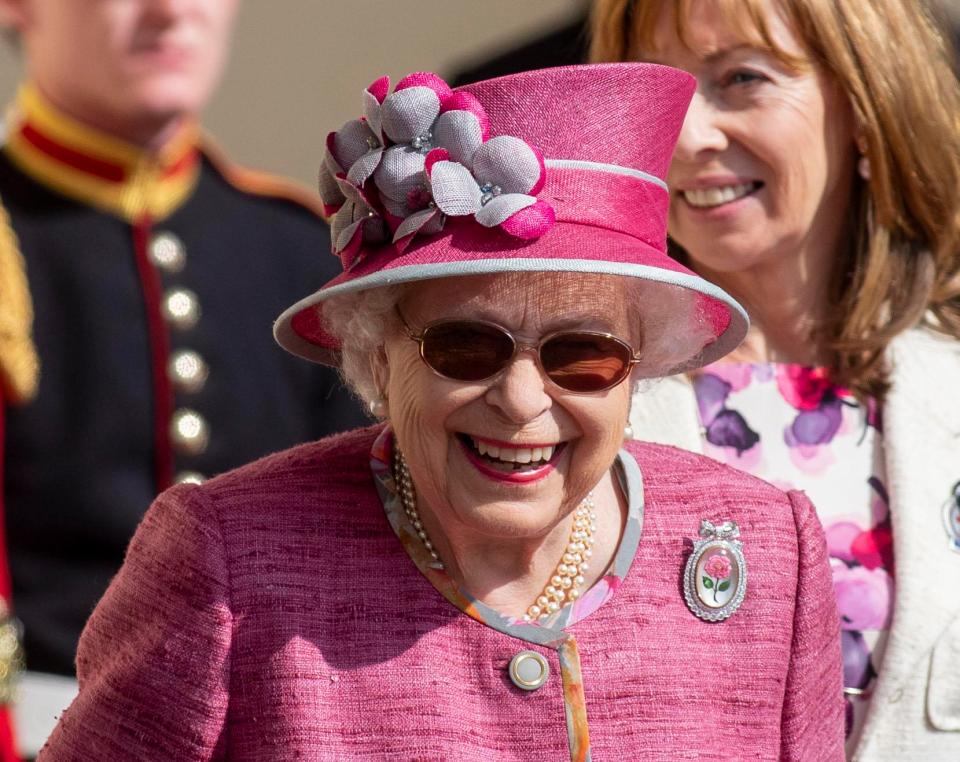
[168, 349, 209, 394]
[163, 288, 201, 331]
[170, 408, 209, 456]
[149, 231, 187, 273]
[508, 650, 549, 691]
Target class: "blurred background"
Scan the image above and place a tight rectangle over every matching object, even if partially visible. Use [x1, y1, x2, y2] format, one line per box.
[3, 0, 953, 187]
[0, 0, 588, 186]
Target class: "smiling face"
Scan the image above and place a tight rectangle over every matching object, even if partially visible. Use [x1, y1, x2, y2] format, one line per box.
[1, 0, 238, 143]
[384, 272, 634, 545]
[649, 0, 856, 278]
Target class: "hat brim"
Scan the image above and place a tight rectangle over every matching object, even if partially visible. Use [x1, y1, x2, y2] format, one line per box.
[274, 218, 748, 375]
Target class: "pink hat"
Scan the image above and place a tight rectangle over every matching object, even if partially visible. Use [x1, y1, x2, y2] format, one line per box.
[274, 63, 748, 373]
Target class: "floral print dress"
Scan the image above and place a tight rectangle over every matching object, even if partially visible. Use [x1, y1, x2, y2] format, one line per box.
[693, 363, 892, 755]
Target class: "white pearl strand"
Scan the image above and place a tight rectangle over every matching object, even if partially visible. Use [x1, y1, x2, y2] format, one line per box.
[393, 448, 596, 622]
[395, 450, 444, 567]
[523, 495, 596, 622]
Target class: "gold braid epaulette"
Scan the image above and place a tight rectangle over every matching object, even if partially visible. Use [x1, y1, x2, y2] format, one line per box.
[0, 199, 38, 404]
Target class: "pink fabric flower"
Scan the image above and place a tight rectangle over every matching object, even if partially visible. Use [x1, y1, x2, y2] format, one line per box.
[372, 74, 489, 245]
[428, 135, 554, 239]
[328, 175, 387, 267]
[704, 554, 732, 580]
[318, 71, 556, 260]
[318, 78, 391, 217]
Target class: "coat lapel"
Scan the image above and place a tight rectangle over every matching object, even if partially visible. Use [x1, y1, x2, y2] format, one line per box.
[859, 329, 960, 743]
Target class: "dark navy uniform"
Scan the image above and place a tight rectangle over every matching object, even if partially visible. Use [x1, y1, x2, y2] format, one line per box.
[1, 85, 368, 679]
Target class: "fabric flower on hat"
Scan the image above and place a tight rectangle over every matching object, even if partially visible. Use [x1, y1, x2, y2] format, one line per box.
[371, 73, 491, 247]
[371, 73, 555, 249]
[427, 136, 555, 240]
[318, 76, 394, 214]
[328, 175, 385, 269]
[321, 71, 556, 261]
[318, 77, 393, 261]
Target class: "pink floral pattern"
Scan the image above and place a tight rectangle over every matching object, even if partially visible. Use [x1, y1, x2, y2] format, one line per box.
[693, 362, 892, 753]
[775, 365, 835, 410]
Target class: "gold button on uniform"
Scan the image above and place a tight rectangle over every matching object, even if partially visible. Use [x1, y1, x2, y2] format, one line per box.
[168, 349, 209, 394]
[149, 231, 187, 273]
[163, 288, 201, 331]
[508, 650, 549, 691]
[170, 408, 209, 456]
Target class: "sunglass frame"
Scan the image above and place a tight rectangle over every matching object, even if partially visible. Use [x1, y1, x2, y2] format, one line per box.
[397, 309, 642, 394]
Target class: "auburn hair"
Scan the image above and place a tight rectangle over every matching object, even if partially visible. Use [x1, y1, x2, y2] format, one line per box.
[591, 0, 960, 399]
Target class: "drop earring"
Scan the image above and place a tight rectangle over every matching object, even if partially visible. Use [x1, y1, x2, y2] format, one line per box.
[623, 424, 634, 440]
[369, 396, 388, 418]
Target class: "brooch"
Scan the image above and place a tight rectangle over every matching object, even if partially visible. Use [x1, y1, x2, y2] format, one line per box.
[684, 519, 747, 622]
[944, 481, 960, 553]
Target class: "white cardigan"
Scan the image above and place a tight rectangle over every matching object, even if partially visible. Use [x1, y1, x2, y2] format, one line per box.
[630, 329, 960, 761]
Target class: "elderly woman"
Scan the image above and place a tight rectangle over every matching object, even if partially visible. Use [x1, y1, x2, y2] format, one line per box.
[592, 1, 960, 759]
[40, 65, 843, 761]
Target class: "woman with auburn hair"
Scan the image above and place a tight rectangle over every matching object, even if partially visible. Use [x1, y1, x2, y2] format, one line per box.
[592, 0, 960, 758]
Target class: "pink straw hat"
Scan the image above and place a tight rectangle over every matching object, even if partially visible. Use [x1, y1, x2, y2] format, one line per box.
[274, 63, 748, 374]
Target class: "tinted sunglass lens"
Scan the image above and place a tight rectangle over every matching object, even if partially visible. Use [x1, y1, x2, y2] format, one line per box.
[421, 322, 515, 381]
[541, 334, 632, 392]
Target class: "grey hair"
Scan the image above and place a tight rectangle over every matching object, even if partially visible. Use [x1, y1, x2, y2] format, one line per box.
[320, 276, 717, 409]
[623, 278, 717, 380]
[321, 285, 405, 408]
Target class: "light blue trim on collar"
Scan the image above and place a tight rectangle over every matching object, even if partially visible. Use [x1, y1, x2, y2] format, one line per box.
[371, 436, 646, 648]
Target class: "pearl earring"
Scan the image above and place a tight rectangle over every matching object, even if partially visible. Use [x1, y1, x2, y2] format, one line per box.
[623, 424, 634, 440]
[369, 396, 388, 418]
[858, 155, 871, 181]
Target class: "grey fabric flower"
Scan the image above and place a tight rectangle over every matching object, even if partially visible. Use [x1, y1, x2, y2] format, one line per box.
[329, 175, 387, 264]
[430, 136, 547, 228]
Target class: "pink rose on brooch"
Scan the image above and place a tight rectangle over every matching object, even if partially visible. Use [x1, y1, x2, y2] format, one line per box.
[702, 553, 732, 603]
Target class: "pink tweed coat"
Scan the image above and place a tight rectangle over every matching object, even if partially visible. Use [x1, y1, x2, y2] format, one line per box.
[40, 426, 844, 761]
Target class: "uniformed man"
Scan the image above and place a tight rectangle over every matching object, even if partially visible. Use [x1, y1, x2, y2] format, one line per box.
[0, 0, 368, 753]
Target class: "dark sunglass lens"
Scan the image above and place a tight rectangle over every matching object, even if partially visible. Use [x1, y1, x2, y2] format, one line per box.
[541, 334, 632, 392]
[421, 322, 514, 381]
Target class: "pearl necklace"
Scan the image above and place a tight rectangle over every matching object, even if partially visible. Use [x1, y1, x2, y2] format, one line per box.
[393, 448, 596, 622]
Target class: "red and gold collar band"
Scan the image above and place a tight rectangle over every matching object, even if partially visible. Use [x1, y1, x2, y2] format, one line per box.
[3, 84, 200, 222]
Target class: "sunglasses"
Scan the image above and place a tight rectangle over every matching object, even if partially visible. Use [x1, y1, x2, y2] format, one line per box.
[398, 309, 642, 393]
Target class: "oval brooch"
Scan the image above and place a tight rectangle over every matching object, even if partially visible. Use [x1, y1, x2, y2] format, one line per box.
[684, 519, 747, 622]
